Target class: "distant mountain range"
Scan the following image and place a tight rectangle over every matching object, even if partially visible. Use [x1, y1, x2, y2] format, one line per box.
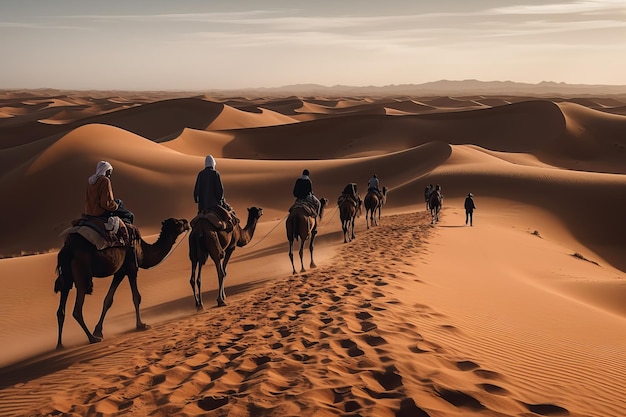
[220, 80, 626, 97]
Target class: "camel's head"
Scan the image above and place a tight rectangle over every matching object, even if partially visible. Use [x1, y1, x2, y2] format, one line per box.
[248, 207, 264, 220]
[162, 218, 190, 236]
[320, 198, 329, 209]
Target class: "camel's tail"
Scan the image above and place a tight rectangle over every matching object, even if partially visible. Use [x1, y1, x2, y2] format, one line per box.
[54, 245, 74, 293]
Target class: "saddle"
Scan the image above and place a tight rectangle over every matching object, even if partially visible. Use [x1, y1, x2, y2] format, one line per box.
[290, 199, 319, 218]
[337, 193, 361, 207]
[191, 206, 238, 231]
[61, 215, 140, 250]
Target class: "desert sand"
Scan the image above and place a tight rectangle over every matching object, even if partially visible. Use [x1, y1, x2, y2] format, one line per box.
[0, 90, 625, 416]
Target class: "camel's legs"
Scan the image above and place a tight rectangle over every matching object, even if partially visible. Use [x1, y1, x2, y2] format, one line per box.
[196, 263, 204, 310]
[288, 240, 297, 275]
[217, 247, 235, 303]
[127, 271, 149, 331]
[342, 219, 349, 243]
[73, 288, 101, 344]
[223, 247, 234, 277]
[214, 260, 227, 307]
[366, 209, 370, 229]
[190, 260, 203, 310]
[56, 288, 70, 349]
[350, 216, 356, 240]
[93, 272, 125, 339]
[298, 239, 306, 272]
[309, 230, 317, 269]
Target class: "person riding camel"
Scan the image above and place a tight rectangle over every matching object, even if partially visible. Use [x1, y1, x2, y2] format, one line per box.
[367, 174, 383, 200]
[293, 169, 321, 216]
[431, 184, 443, 206]
[85, 160, 135, 225]
[193, 155, 234, 228]
[84, 160, 135, 294]
[338, 182, 361, 208]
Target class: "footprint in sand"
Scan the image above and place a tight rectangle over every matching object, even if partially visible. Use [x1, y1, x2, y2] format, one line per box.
[476, 383, 510, 395]
[522, 402, 569, 416]
[435, 386, 485, 411]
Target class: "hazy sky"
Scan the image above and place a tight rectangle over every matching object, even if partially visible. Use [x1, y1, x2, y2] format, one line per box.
[2, 0, 625, 90]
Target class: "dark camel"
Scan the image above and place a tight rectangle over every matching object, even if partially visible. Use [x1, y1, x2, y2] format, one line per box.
[286, 198, 328, 274]
[339, 197, 360, 243]
[429, 190, 443, 224]
[54, 218, 190, 349]
[189, 207, 263, 309]
[364, 187, 388, 229]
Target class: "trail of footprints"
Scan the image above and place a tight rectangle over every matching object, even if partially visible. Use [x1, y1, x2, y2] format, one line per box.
[6, 211, 569, 416]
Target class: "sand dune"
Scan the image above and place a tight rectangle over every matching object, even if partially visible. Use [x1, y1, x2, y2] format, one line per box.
[1, 90, 625, 417]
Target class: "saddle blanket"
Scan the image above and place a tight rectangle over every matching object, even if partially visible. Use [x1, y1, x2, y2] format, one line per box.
[190, 206, 238, 231]
[60, 216, 138, 250]
[290, 199, 319, 218]
[59, 225, 116, 250]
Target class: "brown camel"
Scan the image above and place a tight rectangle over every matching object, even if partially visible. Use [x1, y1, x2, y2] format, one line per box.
[189, 207, 263, 309]
[286, 198, 328, 274]
[339, 196, 360, 243]
[429, 189, 443, 225]
[54, 218, 190, 349]
[364, 186, 388, 229]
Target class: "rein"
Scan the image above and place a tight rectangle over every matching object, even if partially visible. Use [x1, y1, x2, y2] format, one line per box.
[244, 214, 288, 249]
[145, 228, 190, 270]
[321, 206, 339, 225]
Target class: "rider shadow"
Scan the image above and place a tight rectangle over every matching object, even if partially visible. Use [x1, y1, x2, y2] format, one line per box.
[438, 225, 466, 228]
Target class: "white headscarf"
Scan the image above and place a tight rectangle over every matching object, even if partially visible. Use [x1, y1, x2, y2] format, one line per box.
[205, 155, 216, 168]
[88, 160, 113, 185]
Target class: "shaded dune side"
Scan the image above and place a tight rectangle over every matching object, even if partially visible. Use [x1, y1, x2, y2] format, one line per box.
[215, 100, 565, 159]
[0, 98, 224, 148]
[540, 103, 626, 173]
[160, 129, 234, 157]
[0, 124, 201, 256]
[205, 105, 298, 130]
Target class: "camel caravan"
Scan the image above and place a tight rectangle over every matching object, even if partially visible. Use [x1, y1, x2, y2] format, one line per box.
[55, 160, 439, 349]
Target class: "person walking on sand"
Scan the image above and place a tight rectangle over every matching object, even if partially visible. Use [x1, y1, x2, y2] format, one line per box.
[464, 192, 476, 226]
[85, 160, 135, 224]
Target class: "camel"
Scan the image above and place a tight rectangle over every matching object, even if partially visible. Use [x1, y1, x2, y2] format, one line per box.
[338, 196, 360, 243]
[189, 207, 263, 309]
[54, 218, 190, 349]
[364, 186, 388, 229]
[286, 198, 328, 274]
[429, 190, 443, 225]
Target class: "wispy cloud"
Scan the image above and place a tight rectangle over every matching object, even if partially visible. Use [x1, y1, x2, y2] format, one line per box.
[489, 0, 626, 15]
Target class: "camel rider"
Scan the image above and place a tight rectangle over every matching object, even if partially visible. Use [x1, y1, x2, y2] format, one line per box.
[367, 174, 382, 199]
[431, 184, 443, 204]
[85, 160, 135, 225]
[194, 155, 234, 223]
[339, 183, 361, 207]
[293, 169, 321, 216]
[84, 160, 135, 294]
